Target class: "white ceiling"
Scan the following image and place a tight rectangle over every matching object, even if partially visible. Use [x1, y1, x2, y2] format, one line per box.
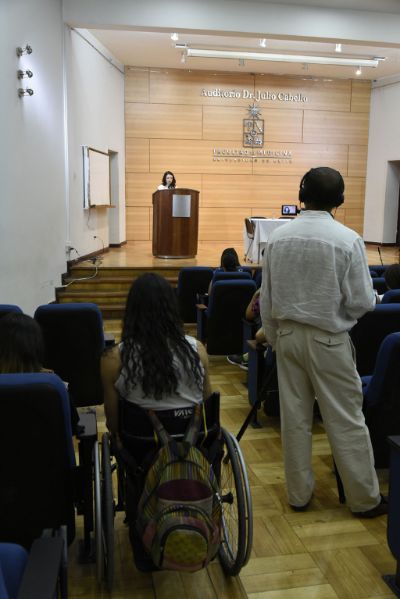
[88, 28, 400, 81]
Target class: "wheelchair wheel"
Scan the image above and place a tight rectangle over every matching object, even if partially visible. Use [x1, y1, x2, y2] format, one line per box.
[218, 428, 253, 576]
[101, 433, 115, 591]
[93, 440, 103, 584]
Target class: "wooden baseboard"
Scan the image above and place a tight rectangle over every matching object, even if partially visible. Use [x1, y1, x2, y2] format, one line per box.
[109, 240, 127, 248]
[365, 241, 398, 246]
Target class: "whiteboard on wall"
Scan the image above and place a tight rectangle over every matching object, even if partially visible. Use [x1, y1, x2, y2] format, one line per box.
[82, 146, 111, 208]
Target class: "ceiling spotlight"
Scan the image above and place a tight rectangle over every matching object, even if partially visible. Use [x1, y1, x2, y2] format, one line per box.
[170, 33, 179, 41]
[18, 88, 34, 97]
[355, 66, 362, 75]
[16, 45, 32, 57]
[17, 69, 33, 79]
[335, 43, 342, 53]
[259, 39, 267, 48]
[181, 52, 186, 64]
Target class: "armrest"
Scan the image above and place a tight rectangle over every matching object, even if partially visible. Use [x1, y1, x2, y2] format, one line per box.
[76, 409, 97, 440]
[104, 332, 116, 348]
[17, 537, 63, 599]
[196, 303, 208, 311]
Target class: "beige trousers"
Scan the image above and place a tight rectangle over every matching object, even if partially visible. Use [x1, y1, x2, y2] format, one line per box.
[275, 320, 380, 512]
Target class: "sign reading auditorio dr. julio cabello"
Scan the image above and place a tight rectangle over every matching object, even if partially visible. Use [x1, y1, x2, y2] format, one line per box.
[201, 87, 306, 164]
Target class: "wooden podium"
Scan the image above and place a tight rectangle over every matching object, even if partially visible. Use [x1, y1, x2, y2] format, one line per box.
[152, 188, 199, 258]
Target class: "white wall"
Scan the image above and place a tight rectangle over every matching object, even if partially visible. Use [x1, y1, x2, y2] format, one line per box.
[0, 0, 66, 315]
[65, 28, 125, 253]
[364, 80, 400, 242]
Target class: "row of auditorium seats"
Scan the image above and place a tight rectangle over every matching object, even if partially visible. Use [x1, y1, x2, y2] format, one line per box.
[176, 265, 261, 323]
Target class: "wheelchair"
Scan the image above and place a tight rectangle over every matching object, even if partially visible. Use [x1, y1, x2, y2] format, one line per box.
[94, 392, 253, 589]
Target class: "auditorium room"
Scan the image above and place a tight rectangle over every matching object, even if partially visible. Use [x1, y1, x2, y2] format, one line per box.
[2, 1, 400, 597]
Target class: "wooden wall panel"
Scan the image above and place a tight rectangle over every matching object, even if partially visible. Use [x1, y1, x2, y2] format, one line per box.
[149, 139, 253, 175]
[203, 106, 303, 143]
[343, 177, 366, 208]
[150, 70, 255, 106]
[202, 174, 299, 209]
[351, 80, 371, 113]
[303, 111, 369, 145]
[348, 145, 368, 177]
[125, 68, 149, 103]
[125, 67, 370, 242]
[252, 143, 348, 176]
[148, 69, 351, 111]
[126, 103, 202, 139]
[126, 173, 202, 206]
[126, 207, 151, 240]
[126, 138, 150, 173]
[199, 207, 249, 241]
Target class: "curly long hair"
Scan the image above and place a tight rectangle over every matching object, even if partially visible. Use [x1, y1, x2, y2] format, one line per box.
[0, 313, 44, 373]
[121, 273, 203, 400]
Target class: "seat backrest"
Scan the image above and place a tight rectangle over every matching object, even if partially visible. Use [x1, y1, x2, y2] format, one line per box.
[119, 392, 220, 465]
[372, 277, 388, 294]
[0, 305, 22, 319]
[350, 304, 400, 376]
[381, 289, 400, 304]
[369, 265, 387, 277]
[362, 333, 400, 467]
[0, 543, 28, 599]
[34, 303, 105, 407]
[0, 373, 75, 548]
[211, 271, 251, 285]
[206, 279, 257, 354]
[176, 267, 214, 323]
[244, 218, 255, 237]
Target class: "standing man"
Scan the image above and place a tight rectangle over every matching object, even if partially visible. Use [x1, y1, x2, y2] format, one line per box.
[260, 167, 386, 517]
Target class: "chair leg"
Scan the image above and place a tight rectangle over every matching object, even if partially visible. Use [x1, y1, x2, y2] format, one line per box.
[333, 459, 346, 504]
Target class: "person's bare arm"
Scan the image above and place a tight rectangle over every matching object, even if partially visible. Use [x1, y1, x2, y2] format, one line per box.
[196, 340, 212, 400]
[100, 345, 121, 435]
[245, 288, 260, 321]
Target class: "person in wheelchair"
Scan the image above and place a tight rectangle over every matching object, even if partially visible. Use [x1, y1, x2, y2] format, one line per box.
[101, 273, 213, 568]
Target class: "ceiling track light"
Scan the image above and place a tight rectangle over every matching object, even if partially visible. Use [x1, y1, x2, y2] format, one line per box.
[170, 32, 179, 41]
[182, 47, 384, 68]
[356, 66, 362, 76]
[259, 39, 267, 48]
[18, 88, 34, 97]
[17, 69, 33, 79]
[335, 43, 342, 53]
[16, 45, 32, 57]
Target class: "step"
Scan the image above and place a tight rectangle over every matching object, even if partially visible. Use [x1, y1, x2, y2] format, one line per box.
[68, 265, 181, 280]
[57, 291, 128, 306]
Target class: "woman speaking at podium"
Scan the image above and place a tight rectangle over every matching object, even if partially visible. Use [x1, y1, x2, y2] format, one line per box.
[157, 170, 176, 190]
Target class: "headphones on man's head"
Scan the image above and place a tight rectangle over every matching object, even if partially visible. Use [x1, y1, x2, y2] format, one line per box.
[299, 167, 344, 209]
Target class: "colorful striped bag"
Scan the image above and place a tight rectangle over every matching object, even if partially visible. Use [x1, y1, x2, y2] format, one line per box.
[136, 405, 221, 571]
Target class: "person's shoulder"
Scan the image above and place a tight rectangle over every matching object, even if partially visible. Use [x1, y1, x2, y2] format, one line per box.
[157, 184, 165, 190]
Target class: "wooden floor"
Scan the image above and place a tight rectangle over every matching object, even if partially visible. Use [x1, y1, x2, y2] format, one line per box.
[69, 353, 395, 599]
[67, 240, 399, 598]
[94, 241, 400, 271]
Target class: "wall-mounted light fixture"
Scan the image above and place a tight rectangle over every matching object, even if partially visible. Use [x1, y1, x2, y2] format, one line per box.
[178, 45, 385, 69]
[355, 66, 362, 76]
[259, 39, 267, 48]
[170, 33, 179, 41]
[16, 45, 32, 57]
[17, 69, 33, 79]
[335, 43, 342, 53]
[18, 88, 34, 97]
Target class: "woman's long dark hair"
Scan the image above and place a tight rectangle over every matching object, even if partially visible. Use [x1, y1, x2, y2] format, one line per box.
[220, 247, 241, 270]
[0, 313, 44, 373]
[161, 171, 176, 188]
[121, 273, 203, 400]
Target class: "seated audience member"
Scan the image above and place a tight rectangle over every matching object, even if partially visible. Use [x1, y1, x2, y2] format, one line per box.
[101, 272, 211, 435]
[227, 288, 266, 370]
[0, 312, 80, 433]
[376, 263, 400, 302]
[207, 247, 243, 294]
